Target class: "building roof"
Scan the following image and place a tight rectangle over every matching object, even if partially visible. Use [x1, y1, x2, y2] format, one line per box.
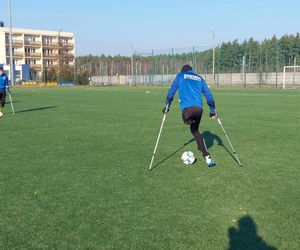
[0, 27, 74, 37]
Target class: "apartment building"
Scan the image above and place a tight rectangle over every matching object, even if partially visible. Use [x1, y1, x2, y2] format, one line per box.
[0, 26, 75, 81]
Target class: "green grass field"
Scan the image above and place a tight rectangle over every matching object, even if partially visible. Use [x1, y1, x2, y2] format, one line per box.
[0, 86, 299, 249]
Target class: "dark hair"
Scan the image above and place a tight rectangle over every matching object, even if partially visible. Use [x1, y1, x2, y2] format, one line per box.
[0, 67, 3, 71]
[181, 65, 193, 72]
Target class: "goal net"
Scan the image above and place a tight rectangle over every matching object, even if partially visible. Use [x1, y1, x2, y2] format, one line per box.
[283, 66, 300, 89]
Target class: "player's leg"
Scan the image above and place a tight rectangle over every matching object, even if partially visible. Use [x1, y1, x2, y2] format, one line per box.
[0, 92, 5, 117]
[190, 108, 216, 166]
[187, 107, 209, 157]
[191, 126, 209, 158]
[182, 107, 216, 166]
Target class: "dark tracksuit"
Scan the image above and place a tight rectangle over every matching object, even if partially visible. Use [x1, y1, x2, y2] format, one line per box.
[0, 73, 9, 108]
[166, 70, 215, 157]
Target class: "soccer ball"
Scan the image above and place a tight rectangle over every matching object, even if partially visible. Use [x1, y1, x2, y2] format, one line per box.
[181, 151, 196, 165]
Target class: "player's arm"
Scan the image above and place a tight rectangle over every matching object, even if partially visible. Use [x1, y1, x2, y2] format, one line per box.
[163, 74, 179, 113]
[202, 79, 216, 118]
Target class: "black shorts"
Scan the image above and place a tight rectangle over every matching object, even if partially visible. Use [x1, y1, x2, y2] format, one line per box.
[0, 92, 6, 107]
[182, 106, 203, 132]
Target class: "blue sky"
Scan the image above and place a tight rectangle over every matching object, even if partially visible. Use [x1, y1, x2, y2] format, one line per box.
[1, 0, 299, 56]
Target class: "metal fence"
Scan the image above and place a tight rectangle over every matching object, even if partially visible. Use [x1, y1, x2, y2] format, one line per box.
[89, 40, 300, 87]
[91, 71, 300, 88]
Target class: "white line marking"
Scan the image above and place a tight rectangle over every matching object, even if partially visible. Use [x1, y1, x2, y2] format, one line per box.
[215, 93, 273, 96]
[84, 88, 160, 94]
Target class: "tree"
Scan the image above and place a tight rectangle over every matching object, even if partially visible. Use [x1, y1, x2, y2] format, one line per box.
[75, 33, 300, 77]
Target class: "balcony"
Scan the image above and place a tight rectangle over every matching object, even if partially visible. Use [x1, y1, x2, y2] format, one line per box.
[25, 52, 42, 58]
[6, 52, 24, 58]
[67, 54, 75, 59]
[30, 64, 43, 70]
[42, 42, 58, 47]
[43, 53, 58, 58]
[24, 41, 41, 47]
[44, 64, 55, 69]
[60, 43, 74, 49]
[6, 40, 23, 46]
[59, 53, 75, 59]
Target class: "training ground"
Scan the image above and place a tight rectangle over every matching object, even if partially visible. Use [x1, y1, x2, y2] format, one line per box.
[0, 86, 299, 249]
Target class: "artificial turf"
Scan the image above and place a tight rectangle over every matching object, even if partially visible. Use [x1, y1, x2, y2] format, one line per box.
[0, 86, 299, 249]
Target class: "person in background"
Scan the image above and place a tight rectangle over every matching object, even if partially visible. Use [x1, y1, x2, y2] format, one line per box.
[0, 67, 9, 118]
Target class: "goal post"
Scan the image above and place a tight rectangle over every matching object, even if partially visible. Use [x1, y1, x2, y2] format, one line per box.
[283, 66, 300, 89]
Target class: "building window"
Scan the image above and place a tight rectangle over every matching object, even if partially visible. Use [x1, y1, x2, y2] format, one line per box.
[43, 48, 53, 54]
[25, 59, 36, 65]
[12, 35, 21, 40]
[25, 48, 36, 53]
[46, 60, 53, 66]
[44, 37, 53, 44]
[60, 38, 68, 44]
[25, 36, 36, 42]
[60, 49, 68, 55]
[15, 70, 21, 81]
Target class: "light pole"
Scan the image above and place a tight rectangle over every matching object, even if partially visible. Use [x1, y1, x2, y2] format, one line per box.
[208, 30, 215, 85]
[8, 0, 14, 86]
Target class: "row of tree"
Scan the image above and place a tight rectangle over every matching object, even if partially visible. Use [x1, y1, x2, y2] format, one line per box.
[215, 34, 300, 73]
[48, 34, 299, 84]
[75, 33, 300, 78]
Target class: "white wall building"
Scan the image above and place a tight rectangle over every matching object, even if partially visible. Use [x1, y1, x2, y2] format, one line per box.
[0, 27, 75, 81]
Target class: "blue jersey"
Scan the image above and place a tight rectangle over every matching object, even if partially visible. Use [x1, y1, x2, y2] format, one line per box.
[0, 73, 9, 92]
[166, 70, 215, 112]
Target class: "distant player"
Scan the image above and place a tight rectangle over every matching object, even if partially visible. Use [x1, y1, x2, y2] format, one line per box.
[0, 67, 9, 118]
[163, 65, 217, 167]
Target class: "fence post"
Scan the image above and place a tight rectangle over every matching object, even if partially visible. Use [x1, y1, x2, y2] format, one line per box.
[171, 48, 174, 74]
[151, 50, 154, 85]
[161, 64, 164, 86]
[243, 45, 247, 87]
[192, 46, 196, 69]
[259, 45, 262, 87]
[242, 56, 246, 87]
[131, 49, 134, 86]
[275, 39, 279, 88]
[217, 45, 220, 87]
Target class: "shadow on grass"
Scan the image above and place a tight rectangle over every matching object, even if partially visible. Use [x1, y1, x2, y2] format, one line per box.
[202, 131, 240, 165]
[16, 106, 57, 114]
[228, 216, 277, 250]
[151, 130, 240, 171]
[150, 138, 195, 171]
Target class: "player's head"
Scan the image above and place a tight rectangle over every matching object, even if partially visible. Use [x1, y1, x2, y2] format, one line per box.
[181, 65, 193, 72]
[0, 67, 3, 75]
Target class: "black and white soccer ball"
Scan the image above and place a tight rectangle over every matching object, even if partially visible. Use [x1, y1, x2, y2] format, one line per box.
[181, 151, 196, 165]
